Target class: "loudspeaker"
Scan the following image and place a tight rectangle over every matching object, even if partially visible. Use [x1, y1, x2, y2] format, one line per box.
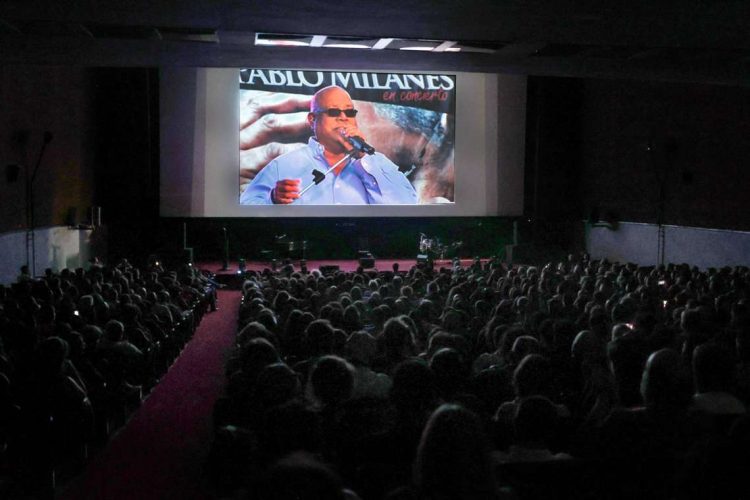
[357, 250, 375, 268]
[89, 206, 102, 227]
[5, 164, 19, 183]
[359, 257, 375, 269]
[66, 207, 77, 226]
[320, 265, 340, 275]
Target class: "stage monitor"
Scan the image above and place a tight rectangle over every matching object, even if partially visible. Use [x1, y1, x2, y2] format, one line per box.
[160, 68, 525, 217]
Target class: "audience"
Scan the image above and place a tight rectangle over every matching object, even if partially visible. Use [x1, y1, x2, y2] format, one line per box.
[209, 255, 750, 499]
[8, 253, 747, 498]
[0, 257, 217, 495]
[406, 403, 511, 500]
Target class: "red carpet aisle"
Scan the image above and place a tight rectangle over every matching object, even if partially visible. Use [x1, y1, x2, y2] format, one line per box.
[61, 290, 241, 500]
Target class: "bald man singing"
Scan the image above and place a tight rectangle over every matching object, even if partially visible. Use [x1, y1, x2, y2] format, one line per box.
[240, 86, 418, 205]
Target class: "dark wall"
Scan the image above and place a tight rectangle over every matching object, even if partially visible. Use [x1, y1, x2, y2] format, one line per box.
[11, 68, 747, 266]
[168, 217, 513, 264]
[575, 78, 750, 231]
[522, 77, 584, 251]
[0, 66, 96, 233]
[91, 68, 515, 265]
[92, 68, 160, 261]
[527, 75, 750, 239]
[86, 73, 750, 264]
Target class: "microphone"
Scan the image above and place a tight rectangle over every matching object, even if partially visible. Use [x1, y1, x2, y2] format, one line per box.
[341, 130, 375, 155]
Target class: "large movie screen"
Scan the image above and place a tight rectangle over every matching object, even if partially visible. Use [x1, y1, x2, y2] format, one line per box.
[238, 69, 456, 206]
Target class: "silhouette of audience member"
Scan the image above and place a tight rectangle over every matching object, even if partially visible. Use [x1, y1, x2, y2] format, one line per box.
[494, 354, 567, 423]
[309, 355, 355, 409]
[691, 342, 746, 416]
[599, 348, 695, 461]
[606, 333, 648, 408]
[25, 337, 94, 463]
[375, 316, 418, 375]
[351, 359, 439, 499]
[403, 404, 511, 500]
[97, 319, 145, 386]
[429, 347, 468, 401]
[494, 395, 572, 463]
[344, 331, 391, 399]
[256, 451, 360, 500]
[308, 355, 356, 465]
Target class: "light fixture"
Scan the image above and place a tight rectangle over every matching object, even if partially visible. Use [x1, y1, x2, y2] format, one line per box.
[253, 33, 501, 54]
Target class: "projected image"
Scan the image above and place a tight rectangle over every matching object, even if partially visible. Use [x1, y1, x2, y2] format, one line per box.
[238, 69, 455, 205]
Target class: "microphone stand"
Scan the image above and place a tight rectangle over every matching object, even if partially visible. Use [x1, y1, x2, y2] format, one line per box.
[27, 132, 53, 276]
[295, 150, 357, 201]
[220, 227, 230, 271]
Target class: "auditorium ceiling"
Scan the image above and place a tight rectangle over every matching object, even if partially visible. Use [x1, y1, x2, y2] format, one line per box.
[1, 0, 749, 85]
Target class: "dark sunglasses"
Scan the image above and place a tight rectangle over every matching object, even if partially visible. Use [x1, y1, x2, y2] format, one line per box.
[314, 108, 358, 118]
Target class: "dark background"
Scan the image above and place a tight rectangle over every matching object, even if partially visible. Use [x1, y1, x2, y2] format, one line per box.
[3, 2, 750, 266]
[2, 66, 749, 265]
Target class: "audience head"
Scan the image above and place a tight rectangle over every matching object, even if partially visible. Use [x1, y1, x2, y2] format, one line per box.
[239, 337, 281, 381]
[308, 355, 354, 408]
[692, 342, 736, 394]
[390, 359, 438, 415]
[379, 316, 416, 365]
[104, 319, 125, 342]
[513, 354, 553, 399]
[572, 329, 604, 364]
[258, 451, 347, 500]
[35, 336, 69, 376]
[608, 334, 648, 407]
[255, 362, 300, 408]
[641, 348, 692, 411]
[302, 319, 336, 358]
[430, 347, 468, 398]
[511, 335, 541, 364]
[238, 321, 279, 350]
[343, 330, 376, 365]
[513, 395, 559, 448]
[414, 404, 498, 500]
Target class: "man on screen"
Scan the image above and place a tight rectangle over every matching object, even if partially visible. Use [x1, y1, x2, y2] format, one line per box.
[240, 85, 418, 205]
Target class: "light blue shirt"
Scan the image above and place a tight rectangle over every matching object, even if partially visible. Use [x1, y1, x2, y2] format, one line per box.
[240, 138, 418, 205]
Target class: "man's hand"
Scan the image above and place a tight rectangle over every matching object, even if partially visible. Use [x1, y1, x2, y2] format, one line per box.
[240, 92, 312, 191]
[338, 126, 367, 159]
[272, 179, 301, 204]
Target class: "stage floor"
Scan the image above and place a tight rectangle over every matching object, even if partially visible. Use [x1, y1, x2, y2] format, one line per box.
[197, 258, 484, 275]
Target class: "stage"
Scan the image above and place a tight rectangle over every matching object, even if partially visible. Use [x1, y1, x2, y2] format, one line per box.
[196, 258, 487, 288]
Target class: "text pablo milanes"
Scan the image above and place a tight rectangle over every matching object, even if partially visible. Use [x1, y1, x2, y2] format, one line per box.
[241, 69, 455, 91]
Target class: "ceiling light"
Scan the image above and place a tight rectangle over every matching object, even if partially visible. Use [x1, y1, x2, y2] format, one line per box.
[255, 33, 313, 47]
[253, 33, 499, 54]
[324, 43, 372, 49]
[372, 38, 394, 50]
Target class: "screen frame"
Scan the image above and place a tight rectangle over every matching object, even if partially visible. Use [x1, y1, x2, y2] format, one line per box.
[159, 68, 525, 218]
